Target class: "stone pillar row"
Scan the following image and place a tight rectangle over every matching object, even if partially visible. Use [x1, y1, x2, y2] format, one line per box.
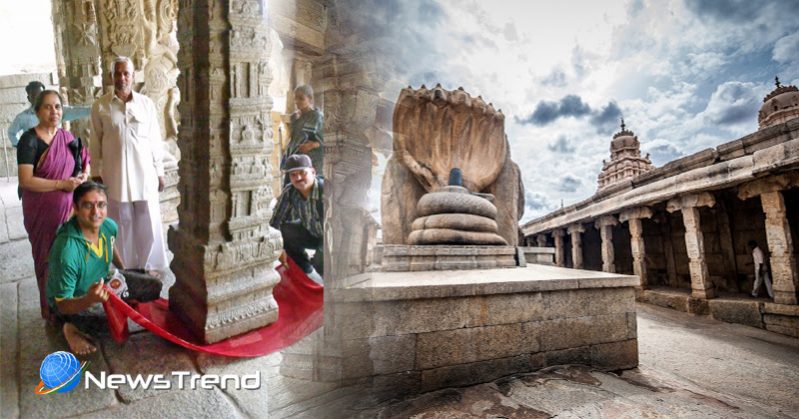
[539, 184, 799, 306]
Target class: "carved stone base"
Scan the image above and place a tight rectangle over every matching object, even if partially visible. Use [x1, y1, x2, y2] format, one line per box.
[168, 228, 282, 344]
[381, 245, 517, 271]
[169, 277, 280, 344]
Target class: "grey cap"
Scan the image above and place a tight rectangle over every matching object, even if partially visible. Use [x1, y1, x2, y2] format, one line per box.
[283, 154, 313, 173]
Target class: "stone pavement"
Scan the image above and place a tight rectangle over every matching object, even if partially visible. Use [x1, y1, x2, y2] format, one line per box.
[2, 176, 799, 418]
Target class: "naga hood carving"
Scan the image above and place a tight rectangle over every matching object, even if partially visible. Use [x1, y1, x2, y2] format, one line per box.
[392, 84, 508, 193]
[382, 85, 524, 247]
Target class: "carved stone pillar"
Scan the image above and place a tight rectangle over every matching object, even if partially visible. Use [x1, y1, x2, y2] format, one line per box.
[595, 215, 618, 273]
[760, 191, 798, 304]
[315, 55, 381, 282]
[668, 193, 716, 299]
[739, 174, 799, 305]
[621, 207, 653, 288]
[553, 229, 565, 267]
[567, 224, 585, 269]
[51, 0, 103, 143]
[536, 234, 547, 247]
[63, 0, 182, 227]
[168, 0, 282, 343]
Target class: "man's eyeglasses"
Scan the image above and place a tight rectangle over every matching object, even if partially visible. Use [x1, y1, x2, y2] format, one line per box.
[79, 201, 108, 210]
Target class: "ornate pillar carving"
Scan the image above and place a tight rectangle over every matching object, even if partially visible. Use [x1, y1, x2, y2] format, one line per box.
[668, 193, 716, 299]
[315, 54, 381, 282]
[51, 0, 103, 143]
[168, 0, 282, 343]
[621, 207, 653, 288]
[760, 191, 798, 305]
[595, 215, 618, 273]
[57, 0, 182, 226]
[567, 224, 585, 269]
[552, 229, 565, 267]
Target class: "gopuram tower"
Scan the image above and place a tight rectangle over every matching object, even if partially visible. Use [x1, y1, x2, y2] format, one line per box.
[597, 119, 654, 191]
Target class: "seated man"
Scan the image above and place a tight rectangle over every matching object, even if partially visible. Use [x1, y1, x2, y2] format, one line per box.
[47, 181, 161, 355]
[270, 154, 324, 283]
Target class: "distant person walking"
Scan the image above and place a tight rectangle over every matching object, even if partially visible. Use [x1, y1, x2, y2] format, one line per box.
[7, 81, 89, 147]
[749, 240, 773, 299]
[90, 56, 168, 277]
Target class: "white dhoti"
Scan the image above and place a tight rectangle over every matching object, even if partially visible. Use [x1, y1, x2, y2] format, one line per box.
[752, 267, 774, 299]
[108, 199, 169, 271]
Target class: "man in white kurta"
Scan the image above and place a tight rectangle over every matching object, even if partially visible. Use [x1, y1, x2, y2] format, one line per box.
[90, 57, 168, 275]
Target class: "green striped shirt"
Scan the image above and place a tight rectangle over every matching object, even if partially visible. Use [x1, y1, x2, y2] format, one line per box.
[270, 177, 324, 239]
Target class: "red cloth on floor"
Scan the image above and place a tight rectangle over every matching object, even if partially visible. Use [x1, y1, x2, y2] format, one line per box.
[102, 259, 323, 357]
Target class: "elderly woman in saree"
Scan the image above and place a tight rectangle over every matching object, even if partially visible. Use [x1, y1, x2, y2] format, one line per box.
[17, 90, 90, 319]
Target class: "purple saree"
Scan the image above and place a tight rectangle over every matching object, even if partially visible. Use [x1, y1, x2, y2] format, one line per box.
[21, 129, 90, 319]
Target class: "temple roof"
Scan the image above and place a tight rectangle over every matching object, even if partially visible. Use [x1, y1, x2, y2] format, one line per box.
[759, 76, 799, 129]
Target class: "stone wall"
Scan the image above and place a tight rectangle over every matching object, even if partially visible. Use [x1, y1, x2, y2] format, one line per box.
[331, 267, 639, 396]
[0, 73, 54, 178]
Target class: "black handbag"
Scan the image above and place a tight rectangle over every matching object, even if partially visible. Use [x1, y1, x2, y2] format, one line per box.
[68, 137, 83, 177]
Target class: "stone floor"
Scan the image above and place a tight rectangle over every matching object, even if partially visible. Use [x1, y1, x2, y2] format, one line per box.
[2, 177, 799, 418]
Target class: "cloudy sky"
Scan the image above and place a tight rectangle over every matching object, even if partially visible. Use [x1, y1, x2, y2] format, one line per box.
[346, 0, 799, 222]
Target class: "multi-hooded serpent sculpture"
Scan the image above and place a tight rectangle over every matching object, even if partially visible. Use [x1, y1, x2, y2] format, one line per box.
[382, 84, 525, 246]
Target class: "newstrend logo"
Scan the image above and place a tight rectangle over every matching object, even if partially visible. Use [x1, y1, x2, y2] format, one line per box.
[35, 351, 88, 394]
[35, 351, 261, 393]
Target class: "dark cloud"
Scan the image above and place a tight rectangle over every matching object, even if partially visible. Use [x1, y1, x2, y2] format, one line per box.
[548, 136, 576, 154]
[516, 95, 590, 125]
[684, 0, 767, 23]
[590, 101, 623, 134]
[517, 96, 622, 135]
[557, 175, 582, 193]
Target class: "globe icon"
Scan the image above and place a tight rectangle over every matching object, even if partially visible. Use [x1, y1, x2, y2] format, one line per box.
[39, 351, 83, 393]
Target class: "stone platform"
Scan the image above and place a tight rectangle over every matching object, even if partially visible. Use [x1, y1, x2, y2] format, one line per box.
[331, 264, 639, 396]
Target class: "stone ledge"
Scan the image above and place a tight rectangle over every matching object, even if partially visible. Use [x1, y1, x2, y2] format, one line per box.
[381, 245, 518, 272]
[638, 288, 690, 312]
[764, 323, 799, 338]
[764, 302, 799, 316]
[709, 299, 764, 329]
[336, 265, 638, 302]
